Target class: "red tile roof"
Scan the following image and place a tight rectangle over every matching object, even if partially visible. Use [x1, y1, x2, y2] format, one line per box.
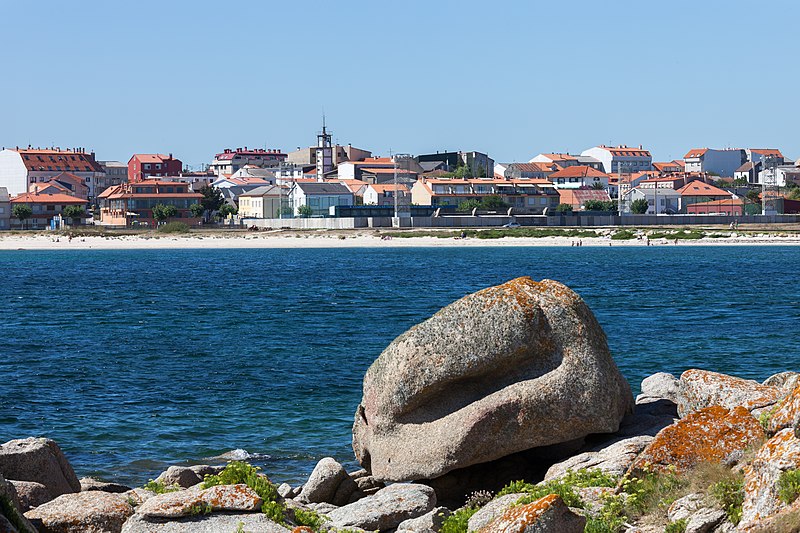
[369, 183, 409, 192]
[11, 192, 88, 204]
[15, 149, 103, 173]
[750, 148, 784, 158]
[684, 148, 708, 159]
[510, 162, 553, 173]
[676, 180, 732, 197]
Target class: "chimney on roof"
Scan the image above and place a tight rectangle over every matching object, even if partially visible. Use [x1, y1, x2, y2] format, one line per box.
[639, 144, 643, 149]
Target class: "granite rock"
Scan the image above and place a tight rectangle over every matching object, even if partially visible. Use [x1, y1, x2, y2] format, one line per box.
[0, 438, 81, 497]
[25, 491, 134, 533]
[325, 483, 436, 530]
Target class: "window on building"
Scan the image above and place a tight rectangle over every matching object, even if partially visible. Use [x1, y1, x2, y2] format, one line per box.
[47, 205, 55, 211]
[144, 164, 151, 170]
[29, 177, 35, 183]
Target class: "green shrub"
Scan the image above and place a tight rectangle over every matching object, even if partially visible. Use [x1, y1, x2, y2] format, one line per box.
[560, 468, 618, 488]
[611, 230, 636, 240]
[142, 480, 181, 494]
[157, 221, 190, 233]
[584, 494, 627, 533]
[620, 467, 686, 517]
[293, 508, 324, 530]
[711, 476, 744, 525]
[496, 480, 536, 497]
[664, 518, 688, 533]
[778, 469, 800, 505]
[189, 501, 212, 515]
[759, 404, 779, 432]
[440, 507, 479, 533]
[202, 461, 283, 523]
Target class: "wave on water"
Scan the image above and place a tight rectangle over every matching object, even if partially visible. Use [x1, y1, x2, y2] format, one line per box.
[206, 449, 272, 462]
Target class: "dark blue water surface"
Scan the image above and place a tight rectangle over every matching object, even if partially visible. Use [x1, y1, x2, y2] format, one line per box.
[1, 246, 799, 485]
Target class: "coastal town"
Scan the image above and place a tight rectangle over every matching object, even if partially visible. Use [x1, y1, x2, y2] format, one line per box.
[0, 123, 797, 231]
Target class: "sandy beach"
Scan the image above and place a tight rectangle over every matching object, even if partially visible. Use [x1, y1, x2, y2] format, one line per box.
[2, 228, 800, 250]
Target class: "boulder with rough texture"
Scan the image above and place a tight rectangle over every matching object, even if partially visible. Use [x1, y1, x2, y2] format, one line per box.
[684, 508, 726, 533]
[397, 507, 451, 533]
[678, 369, 784, 418]
[763, 371, 800, 392]
[325, 483, 436, 531]
[0, 475, 37, 533]
[120, 489, 155, 508]
[667, 493, 704, 522]
[153, 467, 201, 489]
[636, 372, 680, 405]
[120, 512, 290, 533]
[25, 491, 134, 533]
[544, 435, 652, 481]
[0, 438, 81, 497]
[628, 405, 766, 475]
[741, 428, 800, 526]
[467, 494, 526, 532]
[767, 383, 800, 434]
[479, 494, 585, 533]
[9, 480, 51, 511]
[134, 484, 262, 519]
[353, 277, 633, 481]
[297, 457, 348, 504]
[80, 478, 132, 494]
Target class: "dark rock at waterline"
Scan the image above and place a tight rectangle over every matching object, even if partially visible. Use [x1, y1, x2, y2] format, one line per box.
[353, 277, 633, 482]
[0, 438, 81, 498]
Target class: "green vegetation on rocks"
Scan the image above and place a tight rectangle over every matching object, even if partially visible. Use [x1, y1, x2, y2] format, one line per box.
[778, 469, 800, 505]
[142, 480, 181, 494]
[157, 221, 191, 233]
[611, 230, 636, 240]
[711, 476, 744, 525]
[440, 506, 479, 533]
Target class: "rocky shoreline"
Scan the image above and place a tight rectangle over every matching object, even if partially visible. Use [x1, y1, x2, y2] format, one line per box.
[3, 278, 800, 532]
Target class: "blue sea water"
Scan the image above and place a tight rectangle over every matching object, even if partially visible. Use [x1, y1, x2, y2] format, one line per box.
[1, 246, 799, 486]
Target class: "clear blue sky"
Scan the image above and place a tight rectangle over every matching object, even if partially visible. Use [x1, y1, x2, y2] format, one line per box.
[2, 0, 798, 168]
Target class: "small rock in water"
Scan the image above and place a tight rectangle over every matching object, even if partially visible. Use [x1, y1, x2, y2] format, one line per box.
[154, 466, 202, 489]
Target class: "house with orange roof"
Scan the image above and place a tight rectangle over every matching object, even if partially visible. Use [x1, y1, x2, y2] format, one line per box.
[528, 153, 603, 170]
[127, 153, 183, 182]
[410, 177, 558, 213]
[547, 166, 610, 190]
[686, 198, 743, 216]
[557, 189, 613, 211]
[363, 183, 410, 206]
[209, 148, 287, 177]
[652, 160, 685, 174]
[29, 172, 89, 199]
[639, 175, 689, 190]
[745, 148, 785, 165]
[98, 180, 202, 227]
[330, 179, 369, 204]
[580, 145, 652, 174]
[498, 162, 559, 180]
[676, 180, 734, 213]
[620, 186, 681, 215]
[10, 191, 88, 229]
[0, 146, 105, 200]
[683, 148, 744, 177]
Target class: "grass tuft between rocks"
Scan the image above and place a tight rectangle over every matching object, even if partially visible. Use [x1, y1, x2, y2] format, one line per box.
[142, 480, 182, 494]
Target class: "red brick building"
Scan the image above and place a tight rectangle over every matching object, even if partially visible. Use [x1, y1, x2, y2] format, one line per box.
[128, 154, 183, 183]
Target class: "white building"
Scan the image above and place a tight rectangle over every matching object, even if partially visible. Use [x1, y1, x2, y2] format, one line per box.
[0, 147, 105, 198]
[363, 183, 410, 206]
[0, 187, 9, 230]
[289, 182, 354, 216]
[238, 185, 283, 219]
[529, 153, 603, 170]
[745, 148, 785, 165]
[621, 186, 680, 215]
[547, 166, 609, 189]
[580, 145, 652, 174]
[683, 148, 744, 177]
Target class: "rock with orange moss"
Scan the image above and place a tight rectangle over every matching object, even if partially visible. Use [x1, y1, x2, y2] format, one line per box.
[767, 383, 800, 435]
[24, 491, 133, 533]
[353, 277, 633, 481]
[627, 405, 766, 475]
[479, 494, 585, 533]
[134, 484, 262, 519]
[677, 369, 784, 418]
[120, 512, 290, 532]
[741, 428, 800, 526]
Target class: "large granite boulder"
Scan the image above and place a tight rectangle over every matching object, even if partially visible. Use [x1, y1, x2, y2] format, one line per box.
[297, 457, 349, 504]
[121, 512, 290, 533]
[0, 438, 80, 499]
[25, 491, 134, 533]
[0, 475, 37, 533]
[10, 480, 52, 511]
[353, 277, 633, 481]
[134, 484, 262, 519]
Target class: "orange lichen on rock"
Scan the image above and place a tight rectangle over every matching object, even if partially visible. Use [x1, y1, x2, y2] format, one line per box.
[741, 429, 800, 526]
[768, 383, 800, 434]
[480, 494, 585, 533]
[679, 369, 783, 417]
[628, 405, 766, 475]
[292, 527, 315, 533]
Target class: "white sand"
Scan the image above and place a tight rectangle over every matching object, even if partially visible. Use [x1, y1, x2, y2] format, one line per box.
[1, 231, 800, 250]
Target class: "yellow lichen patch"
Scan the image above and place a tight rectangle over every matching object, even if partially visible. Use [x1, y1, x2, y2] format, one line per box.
[768, 384, 800, 434]
[629, 405, 766, 475]
[481, 494, 560, 533]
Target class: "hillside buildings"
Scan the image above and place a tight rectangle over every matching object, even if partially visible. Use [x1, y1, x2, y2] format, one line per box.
[528, 153, 603, 170]
[547, 166, 609, 189]
[416, 151, 495, 178]
[683, 148, 745, 177]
